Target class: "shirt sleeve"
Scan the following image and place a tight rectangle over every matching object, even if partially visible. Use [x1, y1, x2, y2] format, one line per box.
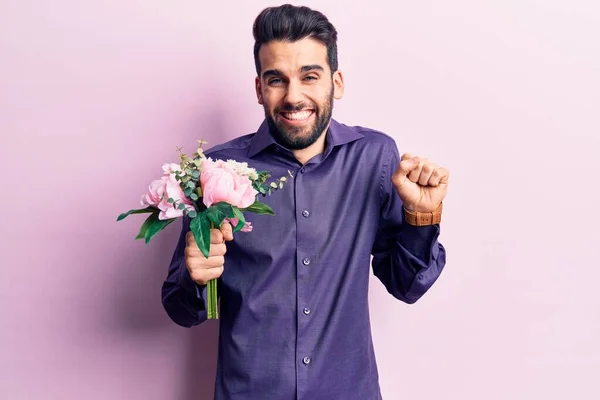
[161, 216, 209, 327]
[370, 142, 447, 304]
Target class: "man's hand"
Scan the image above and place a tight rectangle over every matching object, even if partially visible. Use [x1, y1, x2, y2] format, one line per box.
[392, 153, 449, 212]
[185, 222, 233, 286]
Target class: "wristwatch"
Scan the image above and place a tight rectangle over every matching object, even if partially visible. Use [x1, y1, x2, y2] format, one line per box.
[403, 202, 443, 226]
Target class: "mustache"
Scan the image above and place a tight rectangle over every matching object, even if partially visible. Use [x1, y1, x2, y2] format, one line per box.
[276, 103, 315, 113]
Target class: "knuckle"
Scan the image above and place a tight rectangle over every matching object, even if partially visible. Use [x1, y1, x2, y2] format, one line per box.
[186, 257, 198, 270]
[215, 255, 225, 266]
[217, 243, 228, 255]
[209, 255, 224, 267]
[186, 239, 198, 251]
[185, 245, 198, 257]
[189, 270, 203, 284]
[211, 229, 223, 243]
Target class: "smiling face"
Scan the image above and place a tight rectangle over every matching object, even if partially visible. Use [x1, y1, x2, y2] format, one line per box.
[255, 37, 344, 150]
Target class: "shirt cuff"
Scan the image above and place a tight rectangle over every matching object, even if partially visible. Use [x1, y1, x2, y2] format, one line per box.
[400, 223, 441, 262]
[178, 259, 207, 307]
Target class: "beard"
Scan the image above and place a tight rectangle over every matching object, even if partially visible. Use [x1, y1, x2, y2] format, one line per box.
[264, 86, 334, 150]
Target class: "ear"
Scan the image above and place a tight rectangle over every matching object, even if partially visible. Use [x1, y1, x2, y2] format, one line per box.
[255, 76, 263, 105]
[332, 70, 344, 100]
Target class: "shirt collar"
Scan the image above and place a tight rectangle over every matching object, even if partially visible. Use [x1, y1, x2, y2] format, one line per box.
[248, 118, 364, 158]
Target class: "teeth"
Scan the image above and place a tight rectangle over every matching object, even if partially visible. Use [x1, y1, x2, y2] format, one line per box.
[282, 111, 312, 120]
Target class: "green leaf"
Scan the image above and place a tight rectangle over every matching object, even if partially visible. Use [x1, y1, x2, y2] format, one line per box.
[186, 181, 195, 189]
[205, 206, 226, 227]
[190, 212, 211, 258]
[190, 193, 198, 201]
[192, 170, 200, 179]
[214, 202, 235, 218]
[270, 182, 278, 189]
[144, 216, 175, 243]
[135, 212, 159, 239]
[188, 210, 197, 218]
[117, 206, 156, 221]
[242, 200, 275, 215]
[231, 207, 246, 232]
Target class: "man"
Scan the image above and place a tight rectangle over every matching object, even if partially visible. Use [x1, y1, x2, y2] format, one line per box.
[162, 4, 449, 400]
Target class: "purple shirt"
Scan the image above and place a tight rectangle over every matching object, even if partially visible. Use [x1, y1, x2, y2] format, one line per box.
[161, 119, 447, 400]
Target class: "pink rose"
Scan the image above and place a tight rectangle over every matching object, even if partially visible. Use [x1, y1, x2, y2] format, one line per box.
[141, 165, 194, 220]
[200, 159, 258, 209]
[140, 178, 166, 208]
[225, 217, 253, 232]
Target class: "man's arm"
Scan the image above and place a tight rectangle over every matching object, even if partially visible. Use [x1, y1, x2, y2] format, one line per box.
[371, 144, 447, 304]
[161, 217, 208, 327]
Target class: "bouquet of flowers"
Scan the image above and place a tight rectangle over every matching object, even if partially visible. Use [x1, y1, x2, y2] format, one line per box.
[117, 140, 291, 319]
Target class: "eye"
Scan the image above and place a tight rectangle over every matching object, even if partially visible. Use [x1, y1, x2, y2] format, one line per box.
[268, 78, 284, 86]
[303, 75, 318, 81]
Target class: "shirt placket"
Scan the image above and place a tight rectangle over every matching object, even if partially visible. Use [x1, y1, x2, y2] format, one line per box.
[294, 163, 313, 400]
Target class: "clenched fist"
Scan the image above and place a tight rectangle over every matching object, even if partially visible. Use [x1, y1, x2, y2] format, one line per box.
[392, 153, 449, 213]
[185, 222, 233, 286]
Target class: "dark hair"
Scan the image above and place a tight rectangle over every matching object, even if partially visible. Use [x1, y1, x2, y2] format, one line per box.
[252, 4, 338, 76]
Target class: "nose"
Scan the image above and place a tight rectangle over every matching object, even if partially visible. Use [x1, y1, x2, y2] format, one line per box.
[283, 79, 304, 106]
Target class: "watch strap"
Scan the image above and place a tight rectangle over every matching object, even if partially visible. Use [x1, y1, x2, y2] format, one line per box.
[403, 202, 443, 226]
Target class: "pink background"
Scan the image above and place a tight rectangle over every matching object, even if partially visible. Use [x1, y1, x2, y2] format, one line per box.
[1, 1, 599, 399]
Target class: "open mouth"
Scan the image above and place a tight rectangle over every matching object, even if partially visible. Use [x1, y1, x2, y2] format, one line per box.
[279, 110, 315, 124]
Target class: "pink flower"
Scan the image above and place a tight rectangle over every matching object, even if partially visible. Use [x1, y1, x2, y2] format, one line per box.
[200, 159, 258, 209]
[140, 178, 166, 208]
[162, 163, 182, 175]
[225, 217, 253, 232]
[141, 164, 194, 220]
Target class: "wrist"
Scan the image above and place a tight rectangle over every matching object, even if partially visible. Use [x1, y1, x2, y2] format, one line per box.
[403, 202, 443, 226]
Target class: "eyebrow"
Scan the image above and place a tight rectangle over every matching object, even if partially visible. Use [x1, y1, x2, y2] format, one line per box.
[300, 65, 325, 73]
[262, 65, 325, 79]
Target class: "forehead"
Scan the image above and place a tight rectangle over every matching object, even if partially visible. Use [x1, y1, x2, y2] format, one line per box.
[258, 37, 329, 75]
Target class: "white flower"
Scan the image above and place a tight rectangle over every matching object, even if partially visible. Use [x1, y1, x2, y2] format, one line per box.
[225, 159, 258, 180]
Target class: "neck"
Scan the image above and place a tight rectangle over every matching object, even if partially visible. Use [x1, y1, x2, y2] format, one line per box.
[292, 123, 330, 165]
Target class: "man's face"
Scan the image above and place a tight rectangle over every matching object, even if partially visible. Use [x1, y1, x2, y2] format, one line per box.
[255, 38, 344, 150]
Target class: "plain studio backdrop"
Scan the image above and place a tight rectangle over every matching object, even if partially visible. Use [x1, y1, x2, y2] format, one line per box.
[1, 0, 598, 399]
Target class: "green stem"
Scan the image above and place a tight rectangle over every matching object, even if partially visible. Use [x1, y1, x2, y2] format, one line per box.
[206, 221, 219, 319]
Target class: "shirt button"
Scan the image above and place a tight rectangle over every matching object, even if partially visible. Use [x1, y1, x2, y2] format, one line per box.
[303, 307, 311, 315]
[302, 210, 310, 218]
[303, 258, 310, 266]
[303, 356, 311, 365]
[300, 168, 306, 174]
[418, 274, 424, 280]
